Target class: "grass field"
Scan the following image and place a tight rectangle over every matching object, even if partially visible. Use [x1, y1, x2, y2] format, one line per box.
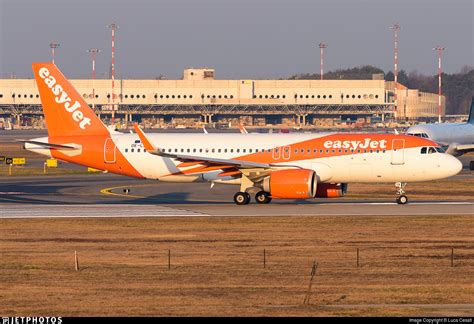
[0, 142, 473, 316]
[1, 215, 473, 316]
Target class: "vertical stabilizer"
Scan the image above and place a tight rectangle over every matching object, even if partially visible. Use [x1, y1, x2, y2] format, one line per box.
[32, 62, 109, 137]
[468, 97, 474, 124]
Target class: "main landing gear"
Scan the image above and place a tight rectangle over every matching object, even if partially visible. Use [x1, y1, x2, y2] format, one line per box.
[255, 191, 272, 204]
[233, 192, 251, 205]
[395, 182, 408, 205]
[233, 191, 272, 205]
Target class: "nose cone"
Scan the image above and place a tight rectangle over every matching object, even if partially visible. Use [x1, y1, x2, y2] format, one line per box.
[441, 154, 463, 178]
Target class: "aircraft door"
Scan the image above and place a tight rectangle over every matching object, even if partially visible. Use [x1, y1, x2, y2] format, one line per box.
[391, 139, 405, 165]
[272, 147, 281, 160]
[104, 138, 117, 164]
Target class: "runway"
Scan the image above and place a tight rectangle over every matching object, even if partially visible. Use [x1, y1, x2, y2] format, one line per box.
[0, 173, 473, 218]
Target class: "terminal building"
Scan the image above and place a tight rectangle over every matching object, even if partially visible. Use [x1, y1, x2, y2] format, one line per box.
[0, 68, 444, 128]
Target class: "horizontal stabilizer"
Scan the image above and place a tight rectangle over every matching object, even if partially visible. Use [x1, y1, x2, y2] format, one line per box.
[19, 140, 77, 150]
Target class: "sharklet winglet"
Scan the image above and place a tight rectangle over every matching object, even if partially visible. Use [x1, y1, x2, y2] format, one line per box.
[133, 123, 156, 151]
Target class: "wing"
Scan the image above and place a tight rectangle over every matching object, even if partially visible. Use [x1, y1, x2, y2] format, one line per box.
[133, 123, 298, 179]
[446, 143, 474, 156]
[455, 144, 474, 154]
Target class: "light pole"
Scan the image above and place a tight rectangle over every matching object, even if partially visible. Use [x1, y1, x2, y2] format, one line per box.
[87, 49, 101, 107]
[49, 42, 60, 64]
[433, 46, 445, 123]
[107, 23, 118, 123]
[389, 23, 400, 118]
[319, 42, 327, 80]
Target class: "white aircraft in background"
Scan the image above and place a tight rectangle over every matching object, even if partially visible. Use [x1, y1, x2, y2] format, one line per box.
[24, 62, 463, 205]
[407, 98, 474, 161]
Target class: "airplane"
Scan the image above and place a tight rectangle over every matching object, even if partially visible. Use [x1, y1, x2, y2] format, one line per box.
[406, 98, 474, 170]
[23, 62, 463, 205]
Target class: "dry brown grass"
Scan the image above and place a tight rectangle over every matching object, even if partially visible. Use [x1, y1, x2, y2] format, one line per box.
[0, 215, 473, 316]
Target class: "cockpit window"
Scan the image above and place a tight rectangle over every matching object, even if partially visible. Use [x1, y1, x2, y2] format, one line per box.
[421, 146, 443, 154]
[408, 133, 429, 138]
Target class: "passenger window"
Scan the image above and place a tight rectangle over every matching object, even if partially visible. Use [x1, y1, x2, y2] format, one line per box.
[421, 147, 427, 154]
[199, 149, 203, 153]
[193, 149, 196, 153]
[125, 148, 128, 153]
[249, 149, 252, 153]
[131, 149, 134, 153]
[230, 149, 234, 153]
[218, 149, 221, 153]
[243, 149, 246, 153]
[236, 149, 240, 153]
[137, 149, 141, 153]
[187, 149, 190, 153]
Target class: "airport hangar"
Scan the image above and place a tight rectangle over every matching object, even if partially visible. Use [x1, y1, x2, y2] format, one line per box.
[0, 68, 445, 128]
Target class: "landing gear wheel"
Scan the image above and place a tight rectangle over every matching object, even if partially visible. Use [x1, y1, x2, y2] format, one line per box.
[255, 191, 272, 204]
[396, 195, 408, 205]
[395, 182, 408, 205]
[234, 192, 251, 205]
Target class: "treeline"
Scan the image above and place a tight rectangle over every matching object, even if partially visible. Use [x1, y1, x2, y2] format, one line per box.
[289, 65, 474, 115]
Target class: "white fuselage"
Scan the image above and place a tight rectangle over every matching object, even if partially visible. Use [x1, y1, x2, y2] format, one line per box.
[27, 132, 463, 184]
[407, 123, 474, 146]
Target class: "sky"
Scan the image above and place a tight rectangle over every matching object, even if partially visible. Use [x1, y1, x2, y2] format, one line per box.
[0, 0, 472, 79]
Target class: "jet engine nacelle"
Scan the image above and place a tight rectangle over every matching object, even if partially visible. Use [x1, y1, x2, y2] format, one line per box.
[262, 169, 317, 199]
[315, 183, 348, 198]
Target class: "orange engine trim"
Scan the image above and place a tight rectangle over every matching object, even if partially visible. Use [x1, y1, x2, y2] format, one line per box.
[264, 169, 316, 199]
[316, 183, 344, 198]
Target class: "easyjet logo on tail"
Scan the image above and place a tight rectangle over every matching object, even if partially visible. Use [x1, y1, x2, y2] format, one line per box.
[324, 139, 388, 150]
[38, 67, 91, 129]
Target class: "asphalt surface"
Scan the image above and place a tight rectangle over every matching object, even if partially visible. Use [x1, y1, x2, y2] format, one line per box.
[0, 173, 473, 218]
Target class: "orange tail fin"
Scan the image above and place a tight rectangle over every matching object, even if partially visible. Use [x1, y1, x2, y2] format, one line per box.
[32, 62, 108, 137]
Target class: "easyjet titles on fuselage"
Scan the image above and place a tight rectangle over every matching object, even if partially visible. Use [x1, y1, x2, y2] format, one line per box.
[323, 138, 388, 150]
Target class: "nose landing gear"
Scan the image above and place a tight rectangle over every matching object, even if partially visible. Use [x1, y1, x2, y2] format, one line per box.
[395, 182, 408, 204]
